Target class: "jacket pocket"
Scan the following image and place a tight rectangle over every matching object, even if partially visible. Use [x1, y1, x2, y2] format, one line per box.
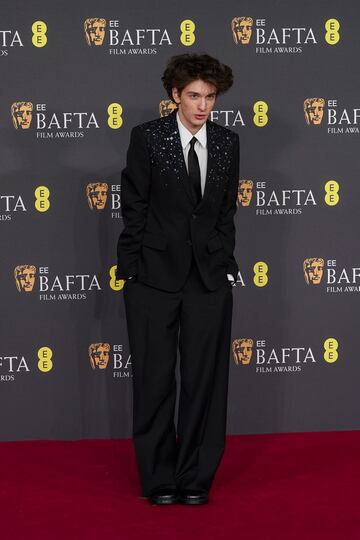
[207, 233, 223, 253]
[142, 231, 167, 251]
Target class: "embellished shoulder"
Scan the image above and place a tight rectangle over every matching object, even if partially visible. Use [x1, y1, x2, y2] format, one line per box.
[137, 114, 174, 135]
[134, 113, 180, 171]
[207, 118, 238, 143]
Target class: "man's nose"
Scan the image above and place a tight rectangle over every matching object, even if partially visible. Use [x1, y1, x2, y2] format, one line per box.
[198, 99, 206, 110]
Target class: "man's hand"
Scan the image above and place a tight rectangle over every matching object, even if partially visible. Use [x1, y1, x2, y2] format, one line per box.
[227, 273, 236, 287]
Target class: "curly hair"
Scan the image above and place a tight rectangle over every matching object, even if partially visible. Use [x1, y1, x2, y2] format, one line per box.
[161, 53, 233, 101]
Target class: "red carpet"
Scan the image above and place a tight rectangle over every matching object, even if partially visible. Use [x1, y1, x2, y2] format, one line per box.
[1, 432, 359, 540]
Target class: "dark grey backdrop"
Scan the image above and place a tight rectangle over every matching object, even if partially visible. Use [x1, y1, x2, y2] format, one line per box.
[1, 0, 359, 441]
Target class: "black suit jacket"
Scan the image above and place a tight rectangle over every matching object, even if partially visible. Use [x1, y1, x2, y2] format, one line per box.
[116, 109, 240, 292]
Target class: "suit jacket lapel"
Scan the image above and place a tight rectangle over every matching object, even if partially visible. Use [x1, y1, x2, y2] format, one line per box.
[201, 120, 216, 206]
[163, 109, 224, 209]
[164, 110, 197, 206]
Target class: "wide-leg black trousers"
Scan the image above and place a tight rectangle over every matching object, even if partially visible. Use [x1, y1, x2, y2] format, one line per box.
[123, 253, 233, 496]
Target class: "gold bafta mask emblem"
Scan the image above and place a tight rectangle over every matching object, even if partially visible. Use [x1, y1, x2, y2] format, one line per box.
[159, 100, 178, 118]
[303, 258, 324, 285]
[86, 182, 108, 210]
[11, 102, 33, 130]
[231, 17, 253, 45]
[84, 18, 106, 46]
[233, 338, 253, 365]
[89, 343, 110, 370]
[238, 180, 253, 207]
[304, 98, 325, 125]
[14, 265, 36, 292]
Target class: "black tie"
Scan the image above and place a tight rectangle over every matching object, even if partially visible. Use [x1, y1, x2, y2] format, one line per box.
[188, 137, 202, 204]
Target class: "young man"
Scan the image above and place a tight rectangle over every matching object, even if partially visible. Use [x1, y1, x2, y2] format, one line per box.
[116, 53, 239, 505]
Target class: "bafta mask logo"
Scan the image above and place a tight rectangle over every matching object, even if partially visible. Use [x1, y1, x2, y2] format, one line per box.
[11, 102, 33, 130]
[86, 182, 108, 210]
[89, 343, 110, 370]
[304, 98, 325, 125]
[233, 338, 253, 365]
[231, 17, 253, 45]
[14, 265, 36, 292]
[238, 180, 253, 207]
[303, 258, 324, 285]
[159, 100, 178, 117]
[84, 18, 106, 46]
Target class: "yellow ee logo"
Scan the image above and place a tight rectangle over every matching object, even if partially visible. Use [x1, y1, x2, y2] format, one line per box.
[109, 265, 125, 291]
[35, 186, 50, 212]
[323, 338, 339, 363]
[108, 103, 123, 129]
[38, 346, 53, 372]
[180, 20, 195, 46]
[32, 21, 47, 48]
[253, 261, 268, 287]
[325, 19, 340, 45]
[324, 180, 340, 206]
[253, 101, 268, 127]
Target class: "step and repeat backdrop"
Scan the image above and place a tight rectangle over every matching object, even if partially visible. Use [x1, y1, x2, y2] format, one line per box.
[1, 0, 359, 441]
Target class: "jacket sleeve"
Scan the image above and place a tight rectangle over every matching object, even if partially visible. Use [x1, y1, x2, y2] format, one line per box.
[116, 126, 151, 280]
[215, 133, 240, 278]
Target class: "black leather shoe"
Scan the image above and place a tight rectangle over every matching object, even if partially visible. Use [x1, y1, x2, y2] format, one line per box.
[178, 489, 209, 505]
[148, 487, 178, 505]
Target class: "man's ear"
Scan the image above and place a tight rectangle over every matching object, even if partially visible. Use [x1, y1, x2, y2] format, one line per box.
[172, 87, 180, 104]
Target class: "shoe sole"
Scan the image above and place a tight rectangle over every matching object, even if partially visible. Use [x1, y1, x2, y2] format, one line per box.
[179, 497, 209, 505]
[149, 497, 178, 505]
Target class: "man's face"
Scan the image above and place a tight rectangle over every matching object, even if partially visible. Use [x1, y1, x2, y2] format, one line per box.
[92, 345, 109, 369]
[91, 185, 107, 209]
[238, 181, 253, 206]
[237, 20, 252, 44]
[17, 267, 36, 292]
[172, 79, 217, 134]
[307, 261, 324, 284]
[306, 100, 324, 125]
[89, 21, 105, 45]
[15, 105, 32, 129]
